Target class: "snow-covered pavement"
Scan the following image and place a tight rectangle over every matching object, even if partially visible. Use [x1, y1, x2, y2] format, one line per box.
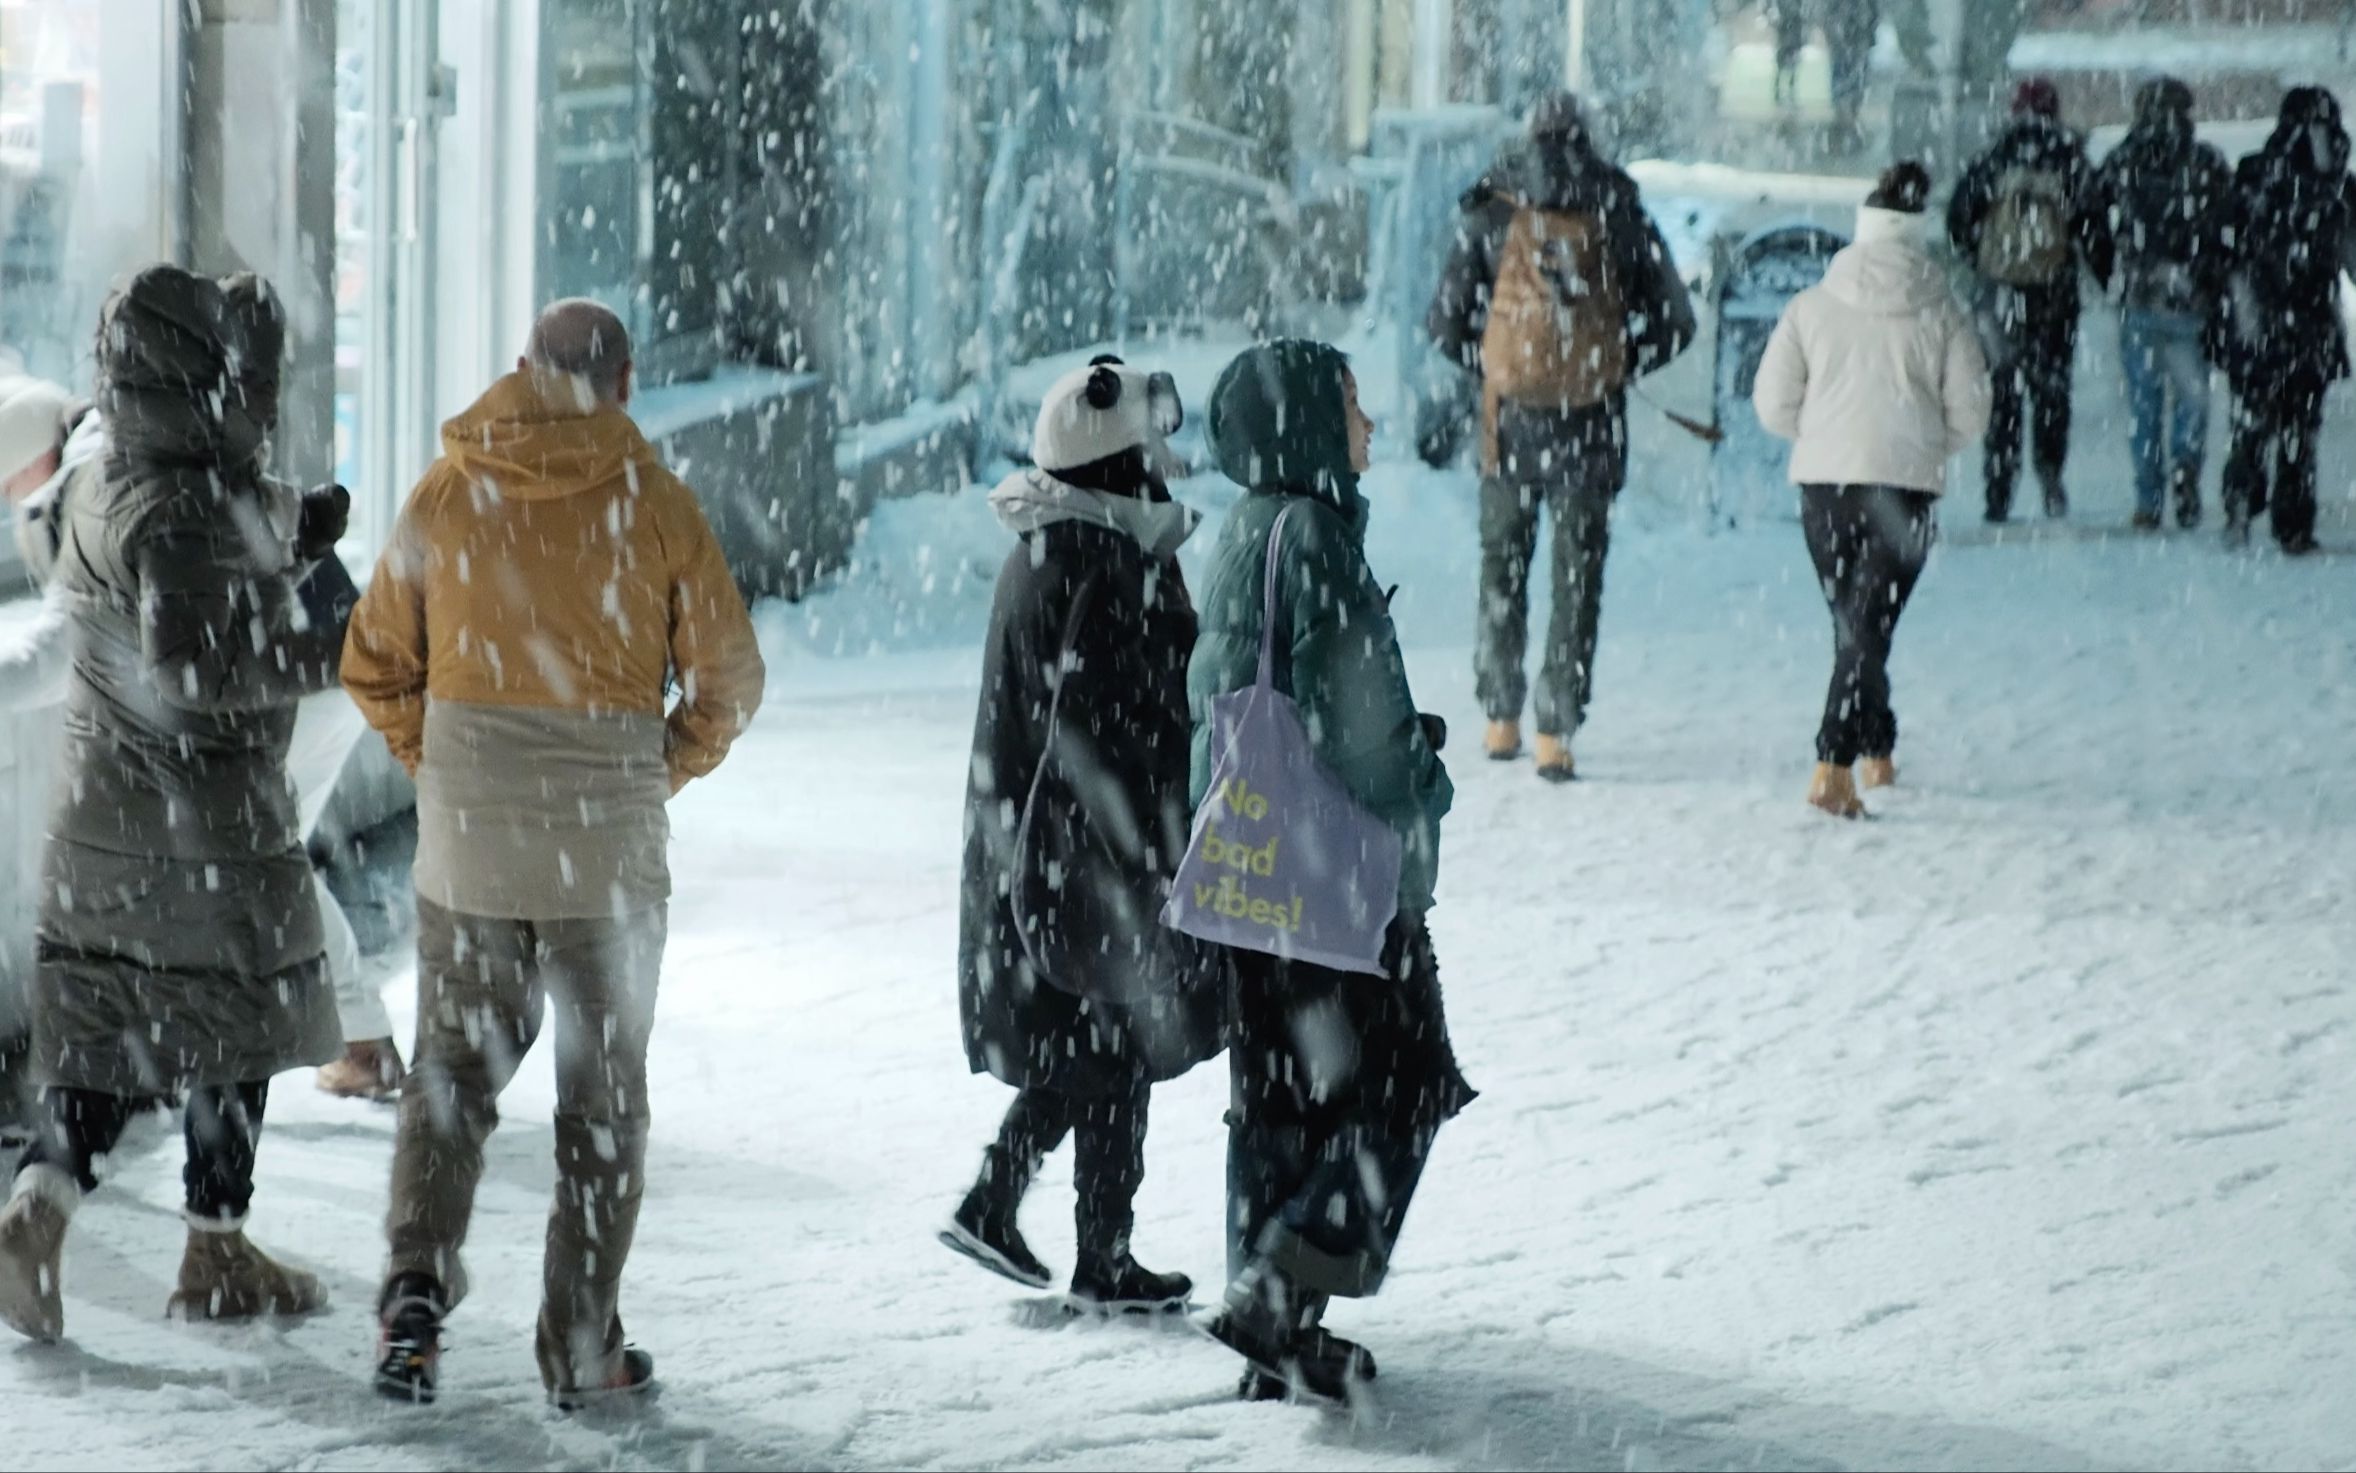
[8, 346, 2355, 1469]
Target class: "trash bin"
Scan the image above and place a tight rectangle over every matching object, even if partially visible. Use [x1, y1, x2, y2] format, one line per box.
[1710, 221, 1848, 528]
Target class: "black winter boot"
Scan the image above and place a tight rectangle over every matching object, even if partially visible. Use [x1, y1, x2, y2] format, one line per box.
[2172, 467, 2203, 530]
[1069, 1251, 1191, 1314]
[940, 1151, 1052, 1290]
[2041, 473, 2069, 521]
[1196, 1265, 1371, 1407]
[374, 1272, 446, 1405]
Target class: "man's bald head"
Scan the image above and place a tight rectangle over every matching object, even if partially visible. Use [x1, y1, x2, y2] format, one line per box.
[522, 298, 633, 409]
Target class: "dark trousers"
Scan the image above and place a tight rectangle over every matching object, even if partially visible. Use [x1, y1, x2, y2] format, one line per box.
[15, 1082, 269, 1225]
[1981, 285, 2078, 520]
[1802, 484, 1937, 767]
[2223, 378, 2326, 549]
[1227, 919, 1467, 1299]
[1826, 4, 1879, 127]
[1476, 402, 1624, 737]
[983, 1079, 1150, 1260]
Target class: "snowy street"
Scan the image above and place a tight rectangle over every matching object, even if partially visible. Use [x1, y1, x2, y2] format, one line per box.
[7, 371, 2351, 1469]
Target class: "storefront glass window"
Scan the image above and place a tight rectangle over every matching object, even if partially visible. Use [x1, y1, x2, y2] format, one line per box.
[0, 0, 107, 386]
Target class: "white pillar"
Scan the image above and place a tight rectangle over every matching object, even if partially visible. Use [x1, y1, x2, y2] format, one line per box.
[1413, 0, 1452, 108]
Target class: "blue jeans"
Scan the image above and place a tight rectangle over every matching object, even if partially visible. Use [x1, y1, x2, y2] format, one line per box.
[2120, 309, 2211, 520]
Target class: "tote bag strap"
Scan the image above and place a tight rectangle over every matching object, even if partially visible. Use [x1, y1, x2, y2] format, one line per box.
[1253, 502, 1299, 693]
[1008, 574, 1100, 990]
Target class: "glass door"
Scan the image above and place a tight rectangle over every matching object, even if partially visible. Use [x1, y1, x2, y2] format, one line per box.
[334, 0, 440, 560]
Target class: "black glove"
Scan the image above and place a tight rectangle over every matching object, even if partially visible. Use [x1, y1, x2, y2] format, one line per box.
[1418, 712, 1448, 753]
[295, 483, 351, 561]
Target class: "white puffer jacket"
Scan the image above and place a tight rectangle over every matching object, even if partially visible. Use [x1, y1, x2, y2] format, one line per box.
[1753, 206, 1992, 496]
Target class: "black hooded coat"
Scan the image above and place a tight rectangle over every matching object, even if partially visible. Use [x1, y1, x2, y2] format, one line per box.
[2215, 87, 2356, 395]
[2093, 80, 2235, 320]
[958, 458, 1225, 1099]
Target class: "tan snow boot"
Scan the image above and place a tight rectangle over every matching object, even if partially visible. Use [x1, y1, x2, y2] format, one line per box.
[1534, 734, 1576, 784]
[317, 1038, 406, 1102]
[1858, 756, 1898, 791]
[166, 1223, 328, 1322]
[1808, 762, 1869, 820]
[0, 1165, 77, 1343]
[1483, 720, 1522, 761]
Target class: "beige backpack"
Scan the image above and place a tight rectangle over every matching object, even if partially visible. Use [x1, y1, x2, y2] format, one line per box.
[1481, 206, 1629, 410]
[1977, 167, 2073, 286]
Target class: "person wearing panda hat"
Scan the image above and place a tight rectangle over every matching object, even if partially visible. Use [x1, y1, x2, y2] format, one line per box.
[942, 355, 1224, 1314]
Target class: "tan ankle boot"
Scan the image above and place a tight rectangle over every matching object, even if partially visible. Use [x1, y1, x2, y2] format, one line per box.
[317, 1038, 406, 1102]
[1534, 734, 1576, 783]
[166, 1223, 327, 1322]
[1483, 720, 1522, 761]
[1808, 762, 1868, 819]
[1858, 756, 1898, 791]
[0, 1166, 77, 1342]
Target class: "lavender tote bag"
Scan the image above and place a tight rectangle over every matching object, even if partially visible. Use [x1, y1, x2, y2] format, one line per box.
[1162, 504, 1402, 976]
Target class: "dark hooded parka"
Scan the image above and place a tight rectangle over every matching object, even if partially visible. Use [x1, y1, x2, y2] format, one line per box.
[2217, 87, 2356, 395]
[34, 266, 345, 1094]
[2094, 78, 2234, 320]
[958, 448, 1224, 1099]
[1425, 96, 1696, 478]
[2215, 86, 2356, 550]
[1189, 341, 1473, 1300]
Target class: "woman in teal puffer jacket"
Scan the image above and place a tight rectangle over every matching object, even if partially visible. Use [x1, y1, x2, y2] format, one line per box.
[1187, 340, 1473, 1405]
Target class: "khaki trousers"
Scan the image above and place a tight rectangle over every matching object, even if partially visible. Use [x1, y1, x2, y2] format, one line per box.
[386, 899, 665, 1391]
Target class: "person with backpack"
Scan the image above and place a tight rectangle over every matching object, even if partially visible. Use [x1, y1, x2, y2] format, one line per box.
[1755, 163, 1991, 819]
[1427, 91, 1695, 783]
[2092, 77, 2233, 531]
[2213, 86, 2356, 555]
[1948, 78, 2106, 524]
[940, 356, 1222, 1315]
[1185, 340, 1473, 1405]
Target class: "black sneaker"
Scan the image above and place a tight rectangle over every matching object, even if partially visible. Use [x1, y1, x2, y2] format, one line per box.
[552, 1346, 656, 1412]
[2043, 484, 2069, 519]
[1069, 1253, 1192, 1315]
[940, 1195, 1052, 1290]
[374, 1275, 445, 1406]
[2280, 531, 2320, 557]
[2130, 509, 2163, 531]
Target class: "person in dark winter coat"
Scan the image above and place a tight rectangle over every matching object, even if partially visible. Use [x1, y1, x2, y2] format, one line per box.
[1756, 163, 1990, 820]
[2214, 86, 2356, 555]
[1824, 0, 1882, 144]
[1948, 78, 2107, 523]
[944, 355, 1224, 1315]
[1427, 91, 1695, 782]
[0, 266, 349, 1345]
[1187, 340, 1474, 1406]
[2092, 77, 2234, 530]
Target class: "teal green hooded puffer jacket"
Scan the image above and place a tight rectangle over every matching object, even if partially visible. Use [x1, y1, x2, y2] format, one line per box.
[1186, 340, 1454, 914]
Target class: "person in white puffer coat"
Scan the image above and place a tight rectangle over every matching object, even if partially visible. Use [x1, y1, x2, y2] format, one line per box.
[1754, 161, 1992, 820]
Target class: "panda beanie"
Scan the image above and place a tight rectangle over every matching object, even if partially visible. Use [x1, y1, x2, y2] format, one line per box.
[1032, 355, 1183, 477]
[994, 354, 1199, 558]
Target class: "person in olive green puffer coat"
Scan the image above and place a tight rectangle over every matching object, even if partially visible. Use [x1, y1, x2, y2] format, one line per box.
[1186, 340, 1473, 1408]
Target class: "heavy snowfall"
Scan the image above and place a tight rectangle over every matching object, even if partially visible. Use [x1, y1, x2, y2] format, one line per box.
[2, 2, 2354, 1471]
